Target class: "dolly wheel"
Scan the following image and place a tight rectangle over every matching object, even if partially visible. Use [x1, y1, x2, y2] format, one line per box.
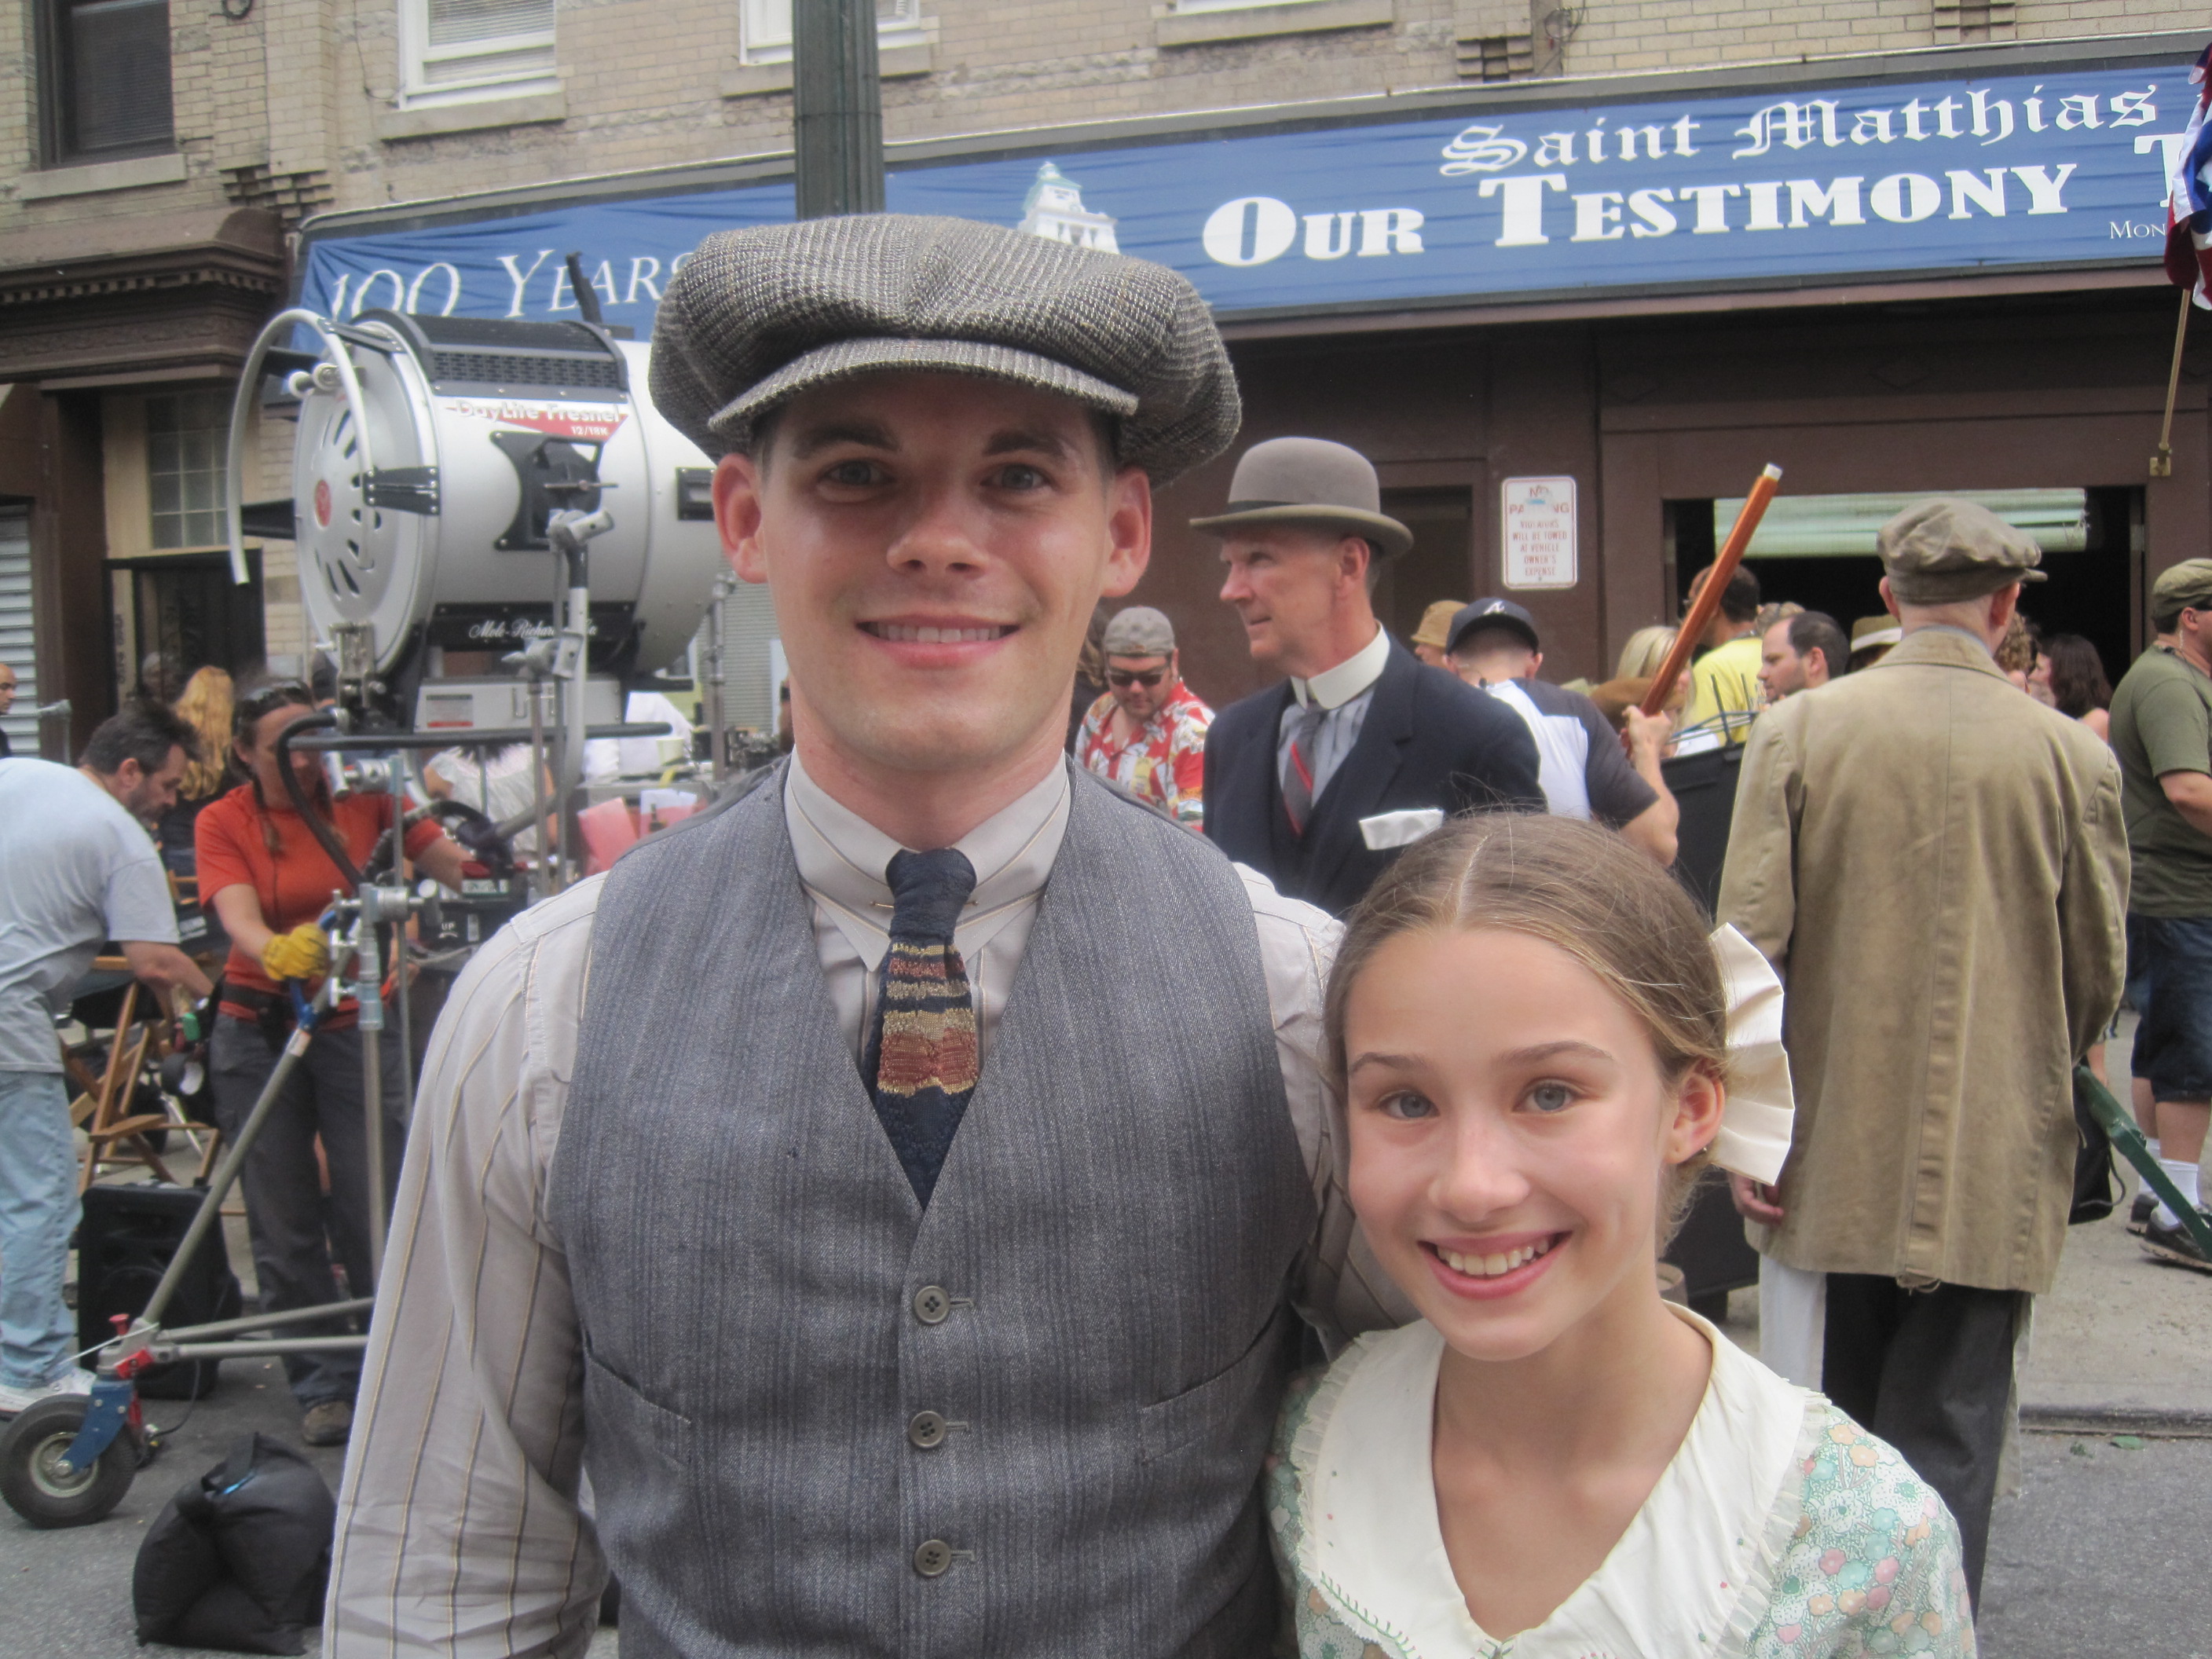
[0, 1397, 135, 1529]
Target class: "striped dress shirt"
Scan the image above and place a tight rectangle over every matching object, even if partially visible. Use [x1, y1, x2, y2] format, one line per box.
[323, 754, 1410, 1656]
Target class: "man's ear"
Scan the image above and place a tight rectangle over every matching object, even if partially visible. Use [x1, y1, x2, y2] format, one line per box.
[712, 452, 769, 584]
[1099, 466, 1152, 600]
[1877, 576, 1902, 621]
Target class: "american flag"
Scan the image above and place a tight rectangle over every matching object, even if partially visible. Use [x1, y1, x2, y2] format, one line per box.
[2164, 42, 2212, 306]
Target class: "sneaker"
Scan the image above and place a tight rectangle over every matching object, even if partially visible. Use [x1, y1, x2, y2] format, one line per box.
[0, 1366, 95, 1418]
[2128, 1189, 2158, 1236]
[2141, 1207, 2212, 1273]
[300, 1399, 354, 1446]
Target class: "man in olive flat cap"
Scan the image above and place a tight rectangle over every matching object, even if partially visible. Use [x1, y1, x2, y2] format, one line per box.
[2108, 557, 2212, 1271]
[1199, 436, 1540, 917]
[1719, 496, 2126, 1602]
[329, 216, 1409, 1659]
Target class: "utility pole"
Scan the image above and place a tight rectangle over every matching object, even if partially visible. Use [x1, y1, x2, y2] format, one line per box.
[793, 0, 885, 218]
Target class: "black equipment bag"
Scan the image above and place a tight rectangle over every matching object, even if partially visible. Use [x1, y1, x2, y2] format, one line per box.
[2069, 1063, 2122, 1225]
[133, 1434, 335, 1655]
[76, 1182, 243, 1399]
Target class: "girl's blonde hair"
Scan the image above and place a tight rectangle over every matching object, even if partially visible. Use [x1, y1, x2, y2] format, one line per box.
[1324, 813, 1729, 1242]
[173, 667, 235, 800]
[1614, 625, 1677, 682]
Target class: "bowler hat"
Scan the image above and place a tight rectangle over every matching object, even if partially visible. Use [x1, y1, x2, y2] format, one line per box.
[1189, 437, 1413, 558]
[649, 214, 1241, 485]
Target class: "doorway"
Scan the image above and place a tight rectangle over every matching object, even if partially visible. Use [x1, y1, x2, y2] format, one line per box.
[1375, 485, 1475, 646]
[1664, 487, 2143, 688]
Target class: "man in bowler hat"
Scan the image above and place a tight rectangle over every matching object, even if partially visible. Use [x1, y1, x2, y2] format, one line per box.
[1199, 436, 1541, 916]
[327, 218, 1408, 1657]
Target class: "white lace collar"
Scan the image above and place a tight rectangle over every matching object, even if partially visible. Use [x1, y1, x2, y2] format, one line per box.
[1292, 1306, 1818, 1659]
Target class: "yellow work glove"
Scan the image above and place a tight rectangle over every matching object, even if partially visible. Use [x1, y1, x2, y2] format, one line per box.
[261, 922, 331, 983]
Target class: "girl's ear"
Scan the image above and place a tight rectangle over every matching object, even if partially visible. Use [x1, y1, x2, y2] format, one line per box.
[1662, 1064, 1725, 1167]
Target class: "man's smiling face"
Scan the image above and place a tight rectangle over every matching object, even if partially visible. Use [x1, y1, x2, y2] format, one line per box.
[715, 371, 1151, 782]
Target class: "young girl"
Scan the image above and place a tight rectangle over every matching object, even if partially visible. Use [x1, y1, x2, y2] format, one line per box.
[1269, 815, 1975, 1659]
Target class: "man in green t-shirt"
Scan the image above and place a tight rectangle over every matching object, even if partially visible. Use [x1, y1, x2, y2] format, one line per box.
[2108, 558, 2212, 1270]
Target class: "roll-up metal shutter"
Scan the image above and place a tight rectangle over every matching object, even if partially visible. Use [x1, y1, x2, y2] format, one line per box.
[0, 505, 36, 755]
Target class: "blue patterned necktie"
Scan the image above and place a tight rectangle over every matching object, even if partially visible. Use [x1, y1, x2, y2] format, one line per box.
[863, 848, 980, 1206]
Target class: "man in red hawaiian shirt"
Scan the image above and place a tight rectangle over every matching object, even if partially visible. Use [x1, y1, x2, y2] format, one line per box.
[1076, 606, 1213, 830]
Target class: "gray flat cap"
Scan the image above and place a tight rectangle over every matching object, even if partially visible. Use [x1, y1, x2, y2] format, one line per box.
[1188, 436, 1412, 558]
[649, 214, 1240, 484]
[1102, 606, 1176, 656]
[1877, 497, 2046, 603]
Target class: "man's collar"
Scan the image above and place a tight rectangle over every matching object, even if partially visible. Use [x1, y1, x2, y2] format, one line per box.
[1290, 623, 1390, 711]
[784, 748, 1071, 930]
[1901, 622, 1995, 657]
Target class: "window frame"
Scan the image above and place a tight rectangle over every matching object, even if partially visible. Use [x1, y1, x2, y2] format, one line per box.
[396, 0, 560, 110]
[34, 0, 177, 169]
[738, 0, 926, 67]
[1169, 0, 1330, 13]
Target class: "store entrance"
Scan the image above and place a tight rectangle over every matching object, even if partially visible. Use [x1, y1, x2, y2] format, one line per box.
[1665, 486, 2144, 689]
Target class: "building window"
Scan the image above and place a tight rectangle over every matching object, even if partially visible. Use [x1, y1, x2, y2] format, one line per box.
[399, 0, 558, 108]
[37, 0, 174, 167]
[145, 391, 229, 552]
[740, 0, 925, 65]
[1457, 33, 1532, 82]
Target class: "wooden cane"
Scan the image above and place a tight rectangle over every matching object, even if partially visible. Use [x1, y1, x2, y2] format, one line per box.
[1639, 463, 1785, 720]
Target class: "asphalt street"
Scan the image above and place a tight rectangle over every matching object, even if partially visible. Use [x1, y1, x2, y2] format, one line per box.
[0, 1017, 2199, 1654]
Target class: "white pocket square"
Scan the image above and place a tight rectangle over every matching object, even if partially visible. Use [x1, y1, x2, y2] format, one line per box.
[1357, 808, 1445, 851]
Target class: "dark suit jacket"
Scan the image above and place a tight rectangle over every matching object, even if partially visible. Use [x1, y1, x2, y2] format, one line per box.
[1203, 636, 1544, 916]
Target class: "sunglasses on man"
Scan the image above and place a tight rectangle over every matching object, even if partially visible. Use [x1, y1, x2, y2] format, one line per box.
[1107, 668, 1168, 690]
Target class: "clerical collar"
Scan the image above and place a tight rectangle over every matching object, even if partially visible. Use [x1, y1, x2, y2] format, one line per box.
[784, 748, 1070, 946]
[1289, 622, 1390, 712]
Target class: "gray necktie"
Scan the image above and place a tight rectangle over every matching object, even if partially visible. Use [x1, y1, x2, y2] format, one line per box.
[1281, 701, 1328, 835]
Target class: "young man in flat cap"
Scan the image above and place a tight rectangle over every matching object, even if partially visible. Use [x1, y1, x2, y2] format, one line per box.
[1075, 603, 1213, 830]
[1199, 436, 1541, 917]
[2108, 557, 2212, 1269]
[327, 217, 1407, 1658]
[1718, 497, 2127, 1604]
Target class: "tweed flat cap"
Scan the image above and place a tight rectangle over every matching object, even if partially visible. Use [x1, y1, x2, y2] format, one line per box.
[1101, 606, 1176, 656]
[2152, 558, 2212, 615]
[648, 214, 1240, 485]
[1190, 437, 1413, 558]
[1876, 497, 2047, 603]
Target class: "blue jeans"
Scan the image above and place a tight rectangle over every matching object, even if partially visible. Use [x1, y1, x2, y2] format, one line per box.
[2136, 914, 2212, 1101]
[0, 1070, 81, 1389]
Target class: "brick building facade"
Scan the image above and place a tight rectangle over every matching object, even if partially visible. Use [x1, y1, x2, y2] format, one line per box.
[1, 0, 2202, 753]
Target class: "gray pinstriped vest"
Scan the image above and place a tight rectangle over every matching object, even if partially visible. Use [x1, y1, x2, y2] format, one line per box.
[551, 764, 1313, 1656]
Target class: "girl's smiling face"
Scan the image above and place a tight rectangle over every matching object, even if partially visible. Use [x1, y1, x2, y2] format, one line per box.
[1343, 925, 1721, 1363]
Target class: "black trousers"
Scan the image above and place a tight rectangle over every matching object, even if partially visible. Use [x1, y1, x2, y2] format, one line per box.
[1822, 1273, 2025, 1606]
[209, 1016, 405, 1408]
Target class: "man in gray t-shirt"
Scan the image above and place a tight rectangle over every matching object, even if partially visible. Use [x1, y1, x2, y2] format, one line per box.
[0, 705, 212, 1413]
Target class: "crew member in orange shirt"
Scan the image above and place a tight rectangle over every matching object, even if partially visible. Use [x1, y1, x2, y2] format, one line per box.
[196, 679, 468, 1446]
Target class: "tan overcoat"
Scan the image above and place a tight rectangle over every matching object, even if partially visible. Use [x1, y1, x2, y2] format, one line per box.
[1717, 627, 2128, 1294]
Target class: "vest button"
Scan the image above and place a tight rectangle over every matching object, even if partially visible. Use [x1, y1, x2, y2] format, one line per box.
[913, 1285, 950, 1324]
[914, 1538, 954, 1577]
[908, 1410, 949, 1449]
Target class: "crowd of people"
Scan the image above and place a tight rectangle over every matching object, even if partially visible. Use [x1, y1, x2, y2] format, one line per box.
[0, 210, 2199, 1657]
